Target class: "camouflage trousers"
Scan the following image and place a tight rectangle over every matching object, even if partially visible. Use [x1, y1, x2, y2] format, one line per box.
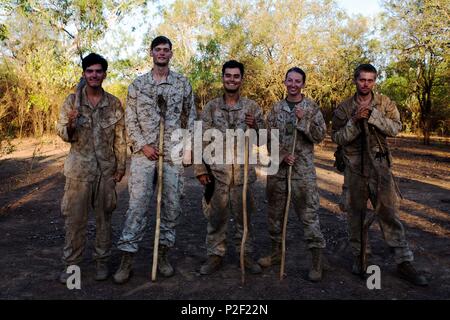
[346, 157, 413, 264]
[339, 170, 349, 212]
[61, 175, 117, 266]
[117, 155, 183, 253]
[266, 176, 326, 249]
[202, 180, 256, 257]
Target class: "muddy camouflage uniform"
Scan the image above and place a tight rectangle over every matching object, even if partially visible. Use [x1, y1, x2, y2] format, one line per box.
[194, 96, 265, 257]
[266, 98, 326, 249]
[57, 86, 127, 266]
[331, 93, 414, 264]
[117, 70, 196, 253]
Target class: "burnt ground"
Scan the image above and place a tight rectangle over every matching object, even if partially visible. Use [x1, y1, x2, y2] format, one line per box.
[0, 135, 449, 300]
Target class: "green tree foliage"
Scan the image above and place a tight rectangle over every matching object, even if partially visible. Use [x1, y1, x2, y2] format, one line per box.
[154, 0, 377, 123]
[0, 0, 148, 140]
[0, 0, 448, 142]
[380, 0, 450, 144]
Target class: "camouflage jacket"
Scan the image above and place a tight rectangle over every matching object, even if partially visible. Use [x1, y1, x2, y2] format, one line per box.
[125, 70, 196, 163]
[331, 93, 401, 176]
[194, 96, 265, 186]
[57, 87, 127, 182]
[267, 97, 326, 180]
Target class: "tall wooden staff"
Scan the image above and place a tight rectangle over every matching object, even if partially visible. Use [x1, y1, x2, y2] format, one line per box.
[240, 127, 250, 285]
[73, 77, 86, 127]
[152, 95, 167, 282]
[359, 119, 368, 278]
[280, 117, 299, 280]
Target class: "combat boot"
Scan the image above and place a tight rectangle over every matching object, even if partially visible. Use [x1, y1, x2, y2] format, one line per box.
[244, 256, 262, 274]
[257, 242, 281, 268]
[113, 251, 134, 284]
[308, 248, 323, 282]
[200, 255, 223, 275]
[158, 245, 175, 278]
[94, 261, 109, 281]
[397, 261, 428, 286]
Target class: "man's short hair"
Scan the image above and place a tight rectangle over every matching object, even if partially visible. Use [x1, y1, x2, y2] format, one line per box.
[82, 53, 108, 72]
[354, 64, 377, 79]
[151, 36, 172, 50]
[222, 60, 244, 77]
[285, 67, 306, 82]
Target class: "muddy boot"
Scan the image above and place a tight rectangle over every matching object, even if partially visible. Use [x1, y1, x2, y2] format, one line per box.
[308, 248, 323, 282]
[397, 261, 428, 286]
[94, 261, 109, 281]
[200, 255, 223, 275]
[244, 256, 262, 274]
[113, 251, 134, 284]
[257, 242, 281, 268]
[157, 245, 175, 278]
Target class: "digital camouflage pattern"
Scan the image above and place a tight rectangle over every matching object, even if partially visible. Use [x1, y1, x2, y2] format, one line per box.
[57, 86, 126, 181]
[117, 70, 196, 253]
[267, 97, 326, 180]
[125, 70, 196, 163]
[194, 96, 265, 185]
[332, 93, 414, 263]
[194, 96, 264, 258]
[57, 87, 126, 266]
[117, 157, 183, 252]
[202, 181, 256, 257]
[265, 97, 326, 249]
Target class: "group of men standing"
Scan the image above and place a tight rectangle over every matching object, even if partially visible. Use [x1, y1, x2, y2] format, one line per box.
[56, 35, 428, 288]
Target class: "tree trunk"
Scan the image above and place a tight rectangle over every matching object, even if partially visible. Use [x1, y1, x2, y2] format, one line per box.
[420, 116, 431, 145]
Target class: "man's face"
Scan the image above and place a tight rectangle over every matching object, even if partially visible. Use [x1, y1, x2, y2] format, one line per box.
[222, 68, 242, 93]
[82, 64, 106, 89]
[151, 43, 173, 67]
[354, 71, 376, 96]
[284, 71, 305, 96]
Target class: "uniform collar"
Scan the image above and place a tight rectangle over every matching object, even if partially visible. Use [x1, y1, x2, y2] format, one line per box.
[149, 69, 175, 85]
[81, 86, 108, 109]
[281, 96, 305, 113]
[220, 95, 243, 111]
[352, 91, 379, 109]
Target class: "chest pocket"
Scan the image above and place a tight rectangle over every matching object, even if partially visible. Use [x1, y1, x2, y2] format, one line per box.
[168, 92, 183, 114]
[77, 114, 91, 128]
[285, 121, 295, 136]
[99, 108, 122, 129]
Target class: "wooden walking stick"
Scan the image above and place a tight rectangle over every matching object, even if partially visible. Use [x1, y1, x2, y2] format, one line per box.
[359, 119, 369, 279]
[72, 77, 85, 128]
[240, 128, 250, 285]
[152, 95, 167, 282]
[280, 117, 299, 280]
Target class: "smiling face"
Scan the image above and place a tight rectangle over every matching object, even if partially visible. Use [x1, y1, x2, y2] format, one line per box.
[151, 43, 173, 67]
[82, 64, 106, 89]
[354, 71, 376, 96]
[284, 71, 305, 98]
[222, 67, 243, 93]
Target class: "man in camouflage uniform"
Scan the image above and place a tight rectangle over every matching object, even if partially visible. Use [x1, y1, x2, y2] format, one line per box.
[261, 67, 326, 282]
[113, 36, 196, 284]
[57, 53, 127, 284]
[194, 60, 264, 275]
[331, 64, 428, 286]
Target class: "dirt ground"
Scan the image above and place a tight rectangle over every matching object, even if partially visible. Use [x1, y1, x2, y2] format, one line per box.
[0, 134, 449, 300]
